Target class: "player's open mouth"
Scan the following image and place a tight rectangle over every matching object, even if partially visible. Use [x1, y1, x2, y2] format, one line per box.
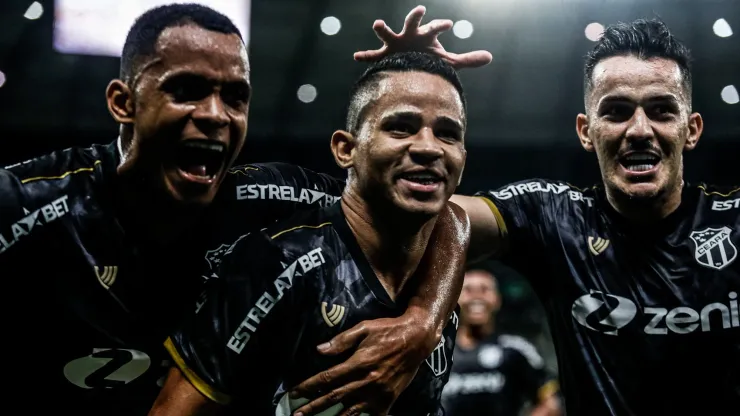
[619, 152, 661, 175]
[467, 301, 487, 314]
[173, 139, 227, 184]
[397, 170, 443, 193]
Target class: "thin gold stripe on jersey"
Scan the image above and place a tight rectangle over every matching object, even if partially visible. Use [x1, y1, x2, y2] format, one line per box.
[537, 380, 559, 402]
[475, 196, 508, 239]
[20, 160, 102, 184]
[698, 185, 740, 197]
[228, 166, 261, 175]
[271, 222, 332, 239]
[163, 337, 232, 405]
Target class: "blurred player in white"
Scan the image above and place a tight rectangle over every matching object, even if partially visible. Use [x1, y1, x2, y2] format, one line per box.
[442, 268, 562, 416]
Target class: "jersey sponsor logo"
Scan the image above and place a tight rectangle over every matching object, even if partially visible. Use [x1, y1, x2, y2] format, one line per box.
[227, 247, 326, 354]
[0, 195, 70, 254]
[712, 198, 740, 211]
[203, 243, 232, 278]
[94, 265, 118, 289]
[690, 227, 737, 270]
[587, 236, 610, 256]
[573, 290, 740, 335]
[489, 182, 570, 201]
[571, 290, 638, 335]
[425, 336, 448, 377]
[63, 348, 152, 389]
[478, 345, 503, 369]
[321, 302, 345, 327]
[442, 372, 506, 397]
[644, 292, 739, 335]
[236, 183, 341, 207]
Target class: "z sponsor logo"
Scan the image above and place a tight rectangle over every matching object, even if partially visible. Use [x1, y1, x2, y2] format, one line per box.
[571, 290, 637, 335]
[690, 226, 737, 270]
[63, 348, 152, 389]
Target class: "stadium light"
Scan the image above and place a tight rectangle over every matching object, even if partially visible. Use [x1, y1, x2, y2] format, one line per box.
[453, 20, 474, 39]
[713, 18, 733, 37]
[721, 85, 739, 104]
[24, 1, 43, 20]
[585, 22, 604, 42]
[297, 84, 318, 103]
[0, 70, 6, 88]
[320, 16, 341, 36]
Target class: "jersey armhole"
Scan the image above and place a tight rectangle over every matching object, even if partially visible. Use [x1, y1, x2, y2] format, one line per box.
[164, 337, 232, 405]
[475, 195, 509, 255]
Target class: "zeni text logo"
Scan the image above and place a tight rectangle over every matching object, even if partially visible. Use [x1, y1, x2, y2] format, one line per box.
[572, 290, 740, 335]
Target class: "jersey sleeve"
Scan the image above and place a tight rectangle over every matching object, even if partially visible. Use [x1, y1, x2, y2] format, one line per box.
[223, 162, 344, 221]
[0, 168, 45, 257]
[165, 231, 309, 405]
[474, 179, 578, 289]
[499, 335, 559, 405]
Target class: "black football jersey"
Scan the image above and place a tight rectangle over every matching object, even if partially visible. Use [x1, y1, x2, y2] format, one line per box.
[442, 333, 558, 416]
[477, 179, 740, 415]
[167, 202, 460, 415]
[0, 141, 344, 415]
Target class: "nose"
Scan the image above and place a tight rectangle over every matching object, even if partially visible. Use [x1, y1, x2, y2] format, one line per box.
[409, 127, 444, 164]
[192, 94, 230, 130]
[625, 107, 655, 143]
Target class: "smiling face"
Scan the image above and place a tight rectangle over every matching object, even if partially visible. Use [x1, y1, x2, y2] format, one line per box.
[110, 23, 250, 207]
[577, 55, 703, 204]
[344, 71, 467, 217]
[459, 269, 500, 327]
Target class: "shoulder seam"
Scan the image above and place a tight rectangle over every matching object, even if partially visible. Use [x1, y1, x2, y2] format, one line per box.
[697, 185, 740, 197]
[18, 160, 102, 185]
[270, 222, 332, 240]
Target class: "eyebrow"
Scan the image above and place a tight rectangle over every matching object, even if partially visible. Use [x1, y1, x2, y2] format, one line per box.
[599, 93, 679, 106]
[382, 111, 464, 130]
[158, 69, 251, 90]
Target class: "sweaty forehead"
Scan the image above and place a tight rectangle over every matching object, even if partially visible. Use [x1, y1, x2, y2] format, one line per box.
[371, 71, 464, 122]
[150, 23, 249, 81]
[590, 55, 685, 102]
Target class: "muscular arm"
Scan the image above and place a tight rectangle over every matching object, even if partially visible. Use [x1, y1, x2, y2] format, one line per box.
[450, 195, 504, 263]
[149, 368, 219, 416]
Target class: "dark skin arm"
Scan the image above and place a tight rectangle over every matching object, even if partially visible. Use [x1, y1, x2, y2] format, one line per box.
[149, 367, 220, 416]
[290, 202, 470, 416]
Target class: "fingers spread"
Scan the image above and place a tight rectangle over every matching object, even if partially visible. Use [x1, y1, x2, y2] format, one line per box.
[418, 19, 453, 37]
[448, 50, 494, 68]
[401, 6, 427, 34]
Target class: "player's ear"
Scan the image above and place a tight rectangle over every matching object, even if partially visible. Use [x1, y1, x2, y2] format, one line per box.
[106, 79, 135, 125]
[331, 130, 356, 169]
[576, 113, 594, 152]
[684, 112, 703, 151]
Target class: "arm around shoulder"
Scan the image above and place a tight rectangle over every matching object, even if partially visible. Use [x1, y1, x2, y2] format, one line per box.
[449, 194, 504, 263]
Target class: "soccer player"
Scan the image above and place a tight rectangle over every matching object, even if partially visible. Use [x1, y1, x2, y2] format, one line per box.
[0, 5, 473, 414]
[302, 14, 739, 416]
[446, 19, 739, 415]
[149, 51, 468, 416]
[442, 268, 561, 416]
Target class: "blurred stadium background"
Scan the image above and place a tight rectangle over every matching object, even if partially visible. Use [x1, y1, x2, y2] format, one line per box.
[0, 0, 738, 379]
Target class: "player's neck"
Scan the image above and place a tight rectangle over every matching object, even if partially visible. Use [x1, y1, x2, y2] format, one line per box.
[606, 180, 683, 223]
[341, 192, 437, 302]
[457, 321, 495, 349]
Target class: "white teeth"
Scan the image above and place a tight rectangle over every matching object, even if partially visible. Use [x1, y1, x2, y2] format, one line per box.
[183, 141, 225, 153]
[629, 164, 655, 172]
[469, 304, 486, 314]
[625, 154, 657, 162]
